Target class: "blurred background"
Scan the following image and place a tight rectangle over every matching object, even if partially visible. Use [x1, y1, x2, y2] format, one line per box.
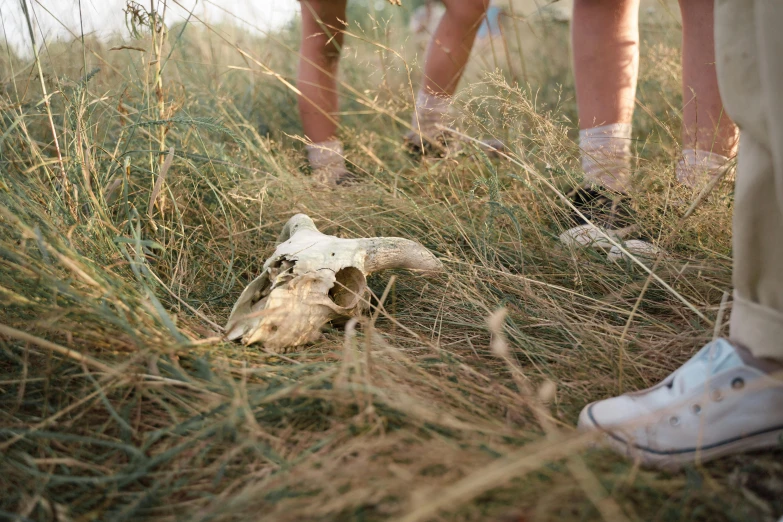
[0, 0, 300, 53]
[1, 0, 679, 55]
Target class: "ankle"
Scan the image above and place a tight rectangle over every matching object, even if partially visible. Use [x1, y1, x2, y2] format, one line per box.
[579, 123, 633, 194]
[676, 149, 732, 189]
[732, 341, 783, 375]
[411, 90, 451, 135]
[306, 139, 346, 172]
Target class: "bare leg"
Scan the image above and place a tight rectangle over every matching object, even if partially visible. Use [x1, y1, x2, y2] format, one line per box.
[297, 0, 347, 143]
[420, 0, 488, 96]
[410, 0, 488, 147]
[569, 0, 640, 193]
[572, 0, 640, 130]
[679, 0, 738, 156]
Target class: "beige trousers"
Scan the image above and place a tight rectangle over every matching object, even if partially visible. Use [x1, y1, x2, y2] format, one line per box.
[716, 1, 783, 361]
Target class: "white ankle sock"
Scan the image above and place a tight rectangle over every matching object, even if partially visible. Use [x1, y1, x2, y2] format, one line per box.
[676, 149, 731, 189]
[579, 123, 633, 194]
[306, 140, 346, 172]
[411, 90, 451, 136]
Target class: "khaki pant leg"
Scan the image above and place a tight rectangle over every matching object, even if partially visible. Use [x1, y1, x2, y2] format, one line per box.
[716, 0, 783, 362]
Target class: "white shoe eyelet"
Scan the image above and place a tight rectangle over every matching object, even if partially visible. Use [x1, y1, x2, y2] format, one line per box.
[731, 377, 745, 390]
[669, 416, 680, 426]
[691, 404, 701, 415]
[711, 389, 723, 402]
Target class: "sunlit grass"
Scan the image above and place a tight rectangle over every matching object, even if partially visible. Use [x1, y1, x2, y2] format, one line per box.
[0, 2, 779, 521]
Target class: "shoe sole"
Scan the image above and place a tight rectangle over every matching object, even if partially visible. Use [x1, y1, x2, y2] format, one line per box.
[578, 403, 783, 470]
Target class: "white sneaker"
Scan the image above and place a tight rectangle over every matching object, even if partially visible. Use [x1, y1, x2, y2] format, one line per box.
[578, 339, 783, 469]
[559, 186, 663, 263]
[607, 239, 665, 264]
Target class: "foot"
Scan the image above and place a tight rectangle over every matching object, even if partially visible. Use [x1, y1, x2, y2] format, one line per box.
[404, 129, 446, 158]
[310, 166, 359, 188]
[559, 185, 661, 262]
[403, 129, 505, 159]
[578, 339, 783, 469]
[305, 140, 358, 188]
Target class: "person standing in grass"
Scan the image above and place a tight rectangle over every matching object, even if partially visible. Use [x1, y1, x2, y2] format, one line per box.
[561, 0, 739, 250]
[297, 0, 489, 186]
[578, 0, 783, 468]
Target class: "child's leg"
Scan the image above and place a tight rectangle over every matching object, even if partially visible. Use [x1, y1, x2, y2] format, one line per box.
[572, 0, 640, 193]
[421, 0, 489, 96]
[298, 0, 347, 143]
[298, 0, 350, 184]
[676, 0, 739, 188]
[411, 0, 489, 137]
[573, 0, 639, 130]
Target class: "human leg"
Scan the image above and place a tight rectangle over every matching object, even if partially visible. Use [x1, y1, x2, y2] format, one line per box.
[408, 0, 488, 148]
[559, 1, 641, 252]
[722, 0, 783, 363]
[298, 0, 353, 185]
[572, 0, 639, 194]
[676, 0, 739, 188]
[576, 0, 783, 469]
[729, 135, 783, 361]
[572, 0, 640, 131]
[298, 0, 346, 143]
[420, 0, 488, 97]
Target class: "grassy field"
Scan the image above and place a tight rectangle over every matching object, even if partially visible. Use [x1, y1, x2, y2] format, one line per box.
[1, 2, 781, 521]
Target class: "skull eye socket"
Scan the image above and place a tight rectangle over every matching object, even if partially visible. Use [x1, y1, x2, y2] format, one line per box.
[329, 267, 366, 308]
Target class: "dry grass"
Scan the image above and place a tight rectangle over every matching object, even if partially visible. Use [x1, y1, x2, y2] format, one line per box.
[0, 2, 781, 521]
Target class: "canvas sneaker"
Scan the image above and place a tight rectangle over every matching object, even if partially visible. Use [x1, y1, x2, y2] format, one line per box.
[559, 185, 661, 262]
[578, 338, 783, 469]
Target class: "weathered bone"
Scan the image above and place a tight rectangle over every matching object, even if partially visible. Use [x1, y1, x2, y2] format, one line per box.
[225, 214, 442, 352]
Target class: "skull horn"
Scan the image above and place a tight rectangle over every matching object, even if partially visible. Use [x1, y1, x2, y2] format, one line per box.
[277, 213, 320, 242]
[361, 237, 443, 275]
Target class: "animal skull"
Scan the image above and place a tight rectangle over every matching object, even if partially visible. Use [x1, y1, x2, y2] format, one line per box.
[225, 214, 442, 352]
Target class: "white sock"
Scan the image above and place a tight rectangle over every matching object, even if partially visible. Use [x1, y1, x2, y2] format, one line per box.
[579, 123, 633, 194]
[306, 140, 346, 172]
[411, 90, 451, 136]
[676, 149, 731, 189]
